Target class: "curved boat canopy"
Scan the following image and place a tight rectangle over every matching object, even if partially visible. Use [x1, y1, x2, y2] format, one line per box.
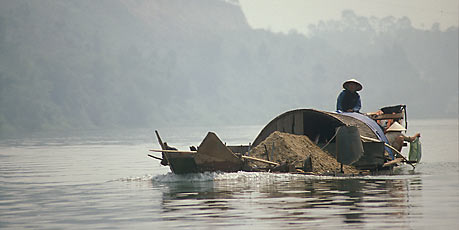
[252, 109, 393, 161]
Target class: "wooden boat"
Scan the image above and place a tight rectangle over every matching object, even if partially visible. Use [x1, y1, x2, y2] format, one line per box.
[150, 105, 414, 174]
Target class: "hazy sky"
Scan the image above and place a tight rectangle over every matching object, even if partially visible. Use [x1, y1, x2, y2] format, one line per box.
[239, 0, 459, 34]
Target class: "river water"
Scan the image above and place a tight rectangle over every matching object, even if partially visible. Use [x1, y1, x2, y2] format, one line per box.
[0, 119, 458, 229]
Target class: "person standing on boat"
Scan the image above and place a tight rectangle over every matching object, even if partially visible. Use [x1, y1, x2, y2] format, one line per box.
[336, 79, 363, 113]
[385, 122, 421, 152]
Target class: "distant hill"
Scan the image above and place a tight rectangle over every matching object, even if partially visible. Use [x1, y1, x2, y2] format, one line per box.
[0, 0, 457, 138]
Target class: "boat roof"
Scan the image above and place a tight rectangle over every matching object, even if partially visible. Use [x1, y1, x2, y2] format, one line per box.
[252, 109, 393, 158]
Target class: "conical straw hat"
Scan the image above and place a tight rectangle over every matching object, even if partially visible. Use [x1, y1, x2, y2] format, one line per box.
[343, 79, 363, 91]
[386, 122, 406, 132]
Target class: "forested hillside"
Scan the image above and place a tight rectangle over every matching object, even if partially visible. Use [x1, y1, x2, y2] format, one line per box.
[0, 0, 457, 138]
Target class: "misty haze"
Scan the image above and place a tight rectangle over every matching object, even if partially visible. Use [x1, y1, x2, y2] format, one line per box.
[0, 0, 457, 138]
[1, 1, 459, 230]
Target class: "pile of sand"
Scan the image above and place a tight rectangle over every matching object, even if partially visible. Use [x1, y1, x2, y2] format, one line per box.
[247, 131, 360, 174]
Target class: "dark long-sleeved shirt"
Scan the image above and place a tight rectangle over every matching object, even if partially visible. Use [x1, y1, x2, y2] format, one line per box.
[336, 89, 361, 112]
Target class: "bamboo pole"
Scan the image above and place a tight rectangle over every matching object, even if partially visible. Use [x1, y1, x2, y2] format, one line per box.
[155, 130, 166, 150]
[147, 154, 163, 161]
[150, 149, 196, 154]
[242, 155, 279, 166]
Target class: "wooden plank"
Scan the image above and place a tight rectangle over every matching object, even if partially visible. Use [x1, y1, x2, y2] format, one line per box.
[194, 132, 243, 172]
[371, 113, 403, 120]
[294, 111, 304, 135]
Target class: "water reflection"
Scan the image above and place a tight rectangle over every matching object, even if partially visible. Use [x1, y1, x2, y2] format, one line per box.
[152, 172, 423, 228]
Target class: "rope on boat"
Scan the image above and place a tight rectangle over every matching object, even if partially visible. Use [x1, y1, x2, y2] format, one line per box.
[320, 131, 339, 150]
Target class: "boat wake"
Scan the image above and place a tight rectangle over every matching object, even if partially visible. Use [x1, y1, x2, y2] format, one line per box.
[151, 172, 222, 183]
[150, 171, 366, 184]
[110, 174, 156, 182]
[113, 165, 419, 184]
